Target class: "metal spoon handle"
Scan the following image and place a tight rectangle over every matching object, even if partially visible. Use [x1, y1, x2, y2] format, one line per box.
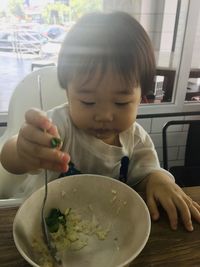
[37, 75, 62, 265]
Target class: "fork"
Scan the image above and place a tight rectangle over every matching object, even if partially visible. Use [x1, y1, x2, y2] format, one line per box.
[38, 75, 62, 265]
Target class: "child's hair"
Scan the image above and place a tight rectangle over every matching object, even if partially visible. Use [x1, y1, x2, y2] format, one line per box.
[57, 11, 155, 96]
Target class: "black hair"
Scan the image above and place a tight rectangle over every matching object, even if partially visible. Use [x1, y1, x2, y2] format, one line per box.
[57, 11, 155, 96]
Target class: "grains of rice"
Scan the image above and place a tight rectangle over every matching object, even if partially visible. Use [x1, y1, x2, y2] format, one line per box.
[32, 208, 110, 267]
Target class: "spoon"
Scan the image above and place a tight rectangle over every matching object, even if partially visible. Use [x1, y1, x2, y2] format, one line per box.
[37, 75, 62, 265]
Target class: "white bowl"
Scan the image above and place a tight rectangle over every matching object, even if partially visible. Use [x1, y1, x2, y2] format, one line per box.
[13, 174, 150, 267]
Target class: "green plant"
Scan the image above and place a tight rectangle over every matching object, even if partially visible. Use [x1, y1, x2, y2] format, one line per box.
[42, 0, 102, 24]
[8, 0, 25, 18]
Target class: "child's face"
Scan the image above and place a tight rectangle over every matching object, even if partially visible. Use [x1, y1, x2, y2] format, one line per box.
[67, 67, 141, 145]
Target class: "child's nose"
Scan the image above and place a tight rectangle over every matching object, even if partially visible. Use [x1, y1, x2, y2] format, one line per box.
[94, 108, 114, 122]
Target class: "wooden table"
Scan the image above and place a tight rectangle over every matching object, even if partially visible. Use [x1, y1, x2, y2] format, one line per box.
[1, 187, 200, 267]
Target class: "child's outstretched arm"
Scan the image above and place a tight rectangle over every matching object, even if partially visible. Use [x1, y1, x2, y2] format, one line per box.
[0, 108, 70, 174]
[135, 171, 200, 232]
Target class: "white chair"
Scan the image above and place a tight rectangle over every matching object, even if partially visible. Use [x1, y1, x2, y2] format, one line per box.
[0, 66, 66, 200]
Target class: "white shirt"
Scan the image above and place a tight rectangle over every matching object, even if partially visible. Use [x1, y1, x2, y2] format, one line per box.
[13, 103, 172, 198]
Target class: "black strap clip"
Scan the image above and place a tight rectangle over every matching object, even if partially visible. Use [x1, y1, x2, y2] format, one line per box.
[119, 156, 129, 183]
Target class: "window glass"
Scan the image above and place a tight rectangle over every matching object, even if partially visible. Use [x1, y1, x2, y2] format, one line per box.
[0, 0, 191, 113]
[185, 9, 200, 103]
[103, 0, 189, 104]
[0, 0, 103, 113]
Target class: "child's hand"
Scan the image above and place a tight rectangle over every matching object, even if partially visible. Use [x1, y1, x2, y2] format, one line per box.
[16, 108, 70, 173]
[144, 172, 200, 231]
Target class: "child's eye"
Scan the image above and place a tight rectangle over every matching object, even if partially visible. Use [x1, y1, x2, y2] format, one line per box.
[80, 100, 95, 106]
[115, 102, 130, 106]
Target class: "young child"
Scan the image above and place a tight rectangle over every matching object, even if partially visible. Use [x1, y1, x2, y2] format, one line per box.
[1, 12, 200, 231]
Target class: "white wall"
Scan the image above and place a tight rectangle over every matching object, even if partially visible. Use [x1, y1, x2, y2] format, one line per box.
[191, 8, 200, 68]
[0, 114, 7, 136]
[137, 114, 200, 168]
[0, 126, 6, 137]
[103, 0, 178, 52]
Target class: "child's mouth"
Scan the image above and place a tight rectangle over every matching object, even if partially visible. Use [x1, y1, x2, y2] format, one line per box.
[93, 129, 113, 138]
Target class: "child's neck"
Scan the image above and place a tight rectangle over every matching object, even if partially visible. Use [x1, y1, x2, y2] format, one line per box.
[101, 134, 121, 147]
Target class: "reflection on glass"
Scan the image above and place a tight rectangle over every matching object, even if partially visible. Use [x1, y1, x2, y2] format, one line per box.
[185, 9, 200, 102]
[104, 0, 188, 103]
[136, 0, 188, 103]
[0, 0, 192, 112]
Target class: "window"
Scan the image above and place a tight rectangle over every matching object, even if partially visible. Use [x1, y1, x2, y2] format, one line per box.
[185, 7, 200, 103]
[0, 0, 199, 115]
[103, 0, 189, 105]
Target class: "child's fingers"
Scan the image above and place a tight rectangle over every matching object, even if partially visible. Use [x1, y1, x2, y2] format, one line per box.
[159, 198, 178, 230]
[25, 108, 52, 131]
[47, 125, 63, 149]
[183, 196, 200, 224]
[41, 154, 70, 173]
[19, 124, 61, 149]
[176, 198, 193, 231]
[19, 108, 66, 172]
[24, 109, 62, 147]
[188, 204, 200, 226]
[21, 139, 66, 163]
[18, 132, 64, 161]
[19, 138, 70, 172]
[147, 188, 179, 230]
[50, 137, 62, 149]
[48, 124, 60, 138]
[17, 148, 43, 169]
[192, 205, 200, 223]
[180, 202, 193, 231]
[146, 195, 160, 221]
[192, 200, 200, 213]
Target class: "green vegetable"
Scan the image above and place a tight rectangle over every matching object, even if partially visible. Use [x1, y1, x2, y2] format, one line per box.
[50, 137, 62, 148]
[45, 208, 66, 233]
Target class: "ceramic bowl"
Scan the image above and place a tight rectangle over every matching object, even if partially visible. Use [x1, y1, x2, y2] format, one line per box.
[13, 174, 151, 267]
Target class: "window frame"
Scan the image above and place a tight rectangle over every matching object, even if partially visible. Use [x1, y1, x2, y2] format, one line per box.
[138, 0, 200, 115]
[0, 0, 199, 121]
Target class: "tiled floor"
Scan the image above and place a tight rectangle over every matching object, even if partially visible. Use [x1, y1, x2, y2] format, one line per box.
[0, 51, 39, 112]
